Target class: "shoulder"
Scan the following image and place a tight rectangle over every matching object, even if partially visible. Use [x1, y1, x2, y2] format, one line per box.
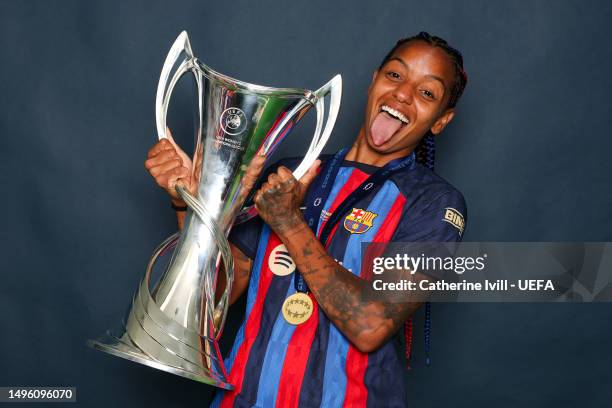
[392, 161, 466, 213]
[391, 162, 467, 241]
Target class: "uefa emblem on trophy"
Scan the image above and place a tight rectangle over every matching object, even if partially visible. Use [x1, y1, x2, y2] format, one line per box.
[88, 31, 342, 389]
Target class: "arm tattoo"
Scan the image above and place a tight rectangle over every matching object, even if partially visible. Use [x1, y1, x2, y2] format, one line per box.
[286, 233, 426, 349]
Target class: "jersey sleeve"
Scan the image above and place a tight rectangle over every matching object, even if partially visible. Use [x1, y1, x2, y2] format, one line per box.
[392, 189, 467, 243]
[228, 216, 263, 260]
[386, 189, 467, 280]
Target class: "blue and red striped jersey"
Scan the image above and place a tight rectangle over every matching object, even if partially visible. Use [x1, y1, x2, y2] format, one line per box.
[212, 154, 466, 408]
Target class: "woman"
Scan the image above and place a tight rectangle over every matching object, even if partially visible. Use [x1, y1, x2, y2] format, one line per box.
[145, 31, 468, 407]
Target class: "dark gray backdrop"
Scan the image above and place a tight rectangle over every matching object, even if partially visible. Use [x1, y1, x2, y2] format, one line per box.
[1, 0, 611, 407]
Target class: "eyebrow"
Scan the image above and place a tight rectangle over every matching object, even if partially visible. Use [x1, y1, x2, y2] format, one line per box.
[386, 57, 447, 87]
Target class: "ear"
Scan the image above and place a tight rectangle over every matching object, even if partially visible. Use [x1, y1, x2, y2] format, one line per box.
[367, 70, 379, 93]
[430, 108, 455, 135]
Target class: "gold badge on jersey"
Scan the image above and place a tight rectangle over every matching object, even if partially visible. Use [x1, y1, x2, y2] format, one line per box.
[282, 293, 314, 325]
[344, 208, 378, 234]
[443, 207, 465, 235]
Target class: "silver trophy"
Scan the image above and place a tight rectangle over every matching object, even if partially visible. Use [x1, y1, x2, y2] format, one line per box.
[88, 31, 341, 389]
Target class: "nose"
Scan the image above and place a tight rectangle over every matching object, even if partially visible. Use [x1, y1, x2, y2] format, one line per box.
[393, 82, 413, 104]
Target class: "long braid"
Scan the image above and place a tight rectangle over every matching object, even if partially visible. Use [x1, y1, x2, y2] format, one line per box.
[424, 301, 432, 366]
[403, 317, 414, 368]
[421, 135, 435, 366]
[416, 133, 436, 171]
[404, 134, 436, 367]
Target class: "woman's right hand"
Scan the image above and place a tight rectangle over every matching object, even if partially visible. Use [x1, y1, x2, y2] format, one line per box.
[144, 130, 194, 206]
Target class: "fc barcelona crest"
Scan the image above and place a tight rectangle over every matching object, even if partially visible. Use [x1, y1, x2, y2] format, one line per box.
[344, 208, 377, 234]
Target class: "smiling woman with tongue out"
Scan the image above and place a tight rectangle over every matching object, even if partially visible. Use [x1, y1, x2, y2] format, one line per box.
[147, 31, 468, 407]
[348, 33, 463, 166]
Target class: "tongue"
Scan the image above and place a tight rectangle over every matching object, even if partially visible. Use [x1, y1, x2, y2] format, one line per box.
[371, 112, 402, 146]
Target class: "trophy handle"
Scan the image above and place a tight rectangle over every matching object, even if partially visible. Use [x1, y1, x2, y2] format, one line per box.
[155, 31, 202, 144]
[292, 74, 342, 180]
[176, 185, 234, 342]
[234, 74, 342, 223]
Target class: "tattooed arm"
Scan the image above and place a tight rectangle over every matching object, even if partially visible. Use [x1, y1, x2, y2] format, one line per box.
[254, 165, 428, 353]
[285, 226, 426, 352]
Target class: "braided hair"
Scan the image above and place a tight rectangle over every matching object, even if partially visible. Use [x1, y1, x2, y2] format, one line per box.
[379, 32, 468, 367]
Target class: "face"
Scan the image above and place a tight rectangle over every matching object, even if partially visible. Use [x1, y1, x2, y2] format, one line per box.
[362, 41, 457, 158]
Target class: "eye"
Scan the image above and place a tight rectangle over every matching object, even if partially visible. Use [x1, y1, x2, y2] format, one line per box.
[420, 89, 436, 100]
[386, 71, 401, 80]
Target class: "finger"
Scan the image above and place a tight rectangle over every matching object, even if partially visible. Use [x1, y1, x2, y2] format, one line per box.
[193, 152, 203, 174]
[249, 155, 266, 173]
[184, 167, 199, 195]
[266, 182, 281, 197]
[267, 172, 281, 186]
[174, 176, 189, 192]
[276, 166, 295, 182]
[254, 200, 262, 214]
[167, 166, 190, 182]
[149, 159, 182, 177]
[243, 156, 265, 190]
[167, 167, 191, 191]
[298, 159, 321, 188]
[245, 155, 266, 179]
[147, 138, 173, 159]
[165, 127, 180, 149]
[165, 127, 192, 166]
[260, 181, 272, 193]
[253, 188, 263, 204]
[145, 149, 180, 169]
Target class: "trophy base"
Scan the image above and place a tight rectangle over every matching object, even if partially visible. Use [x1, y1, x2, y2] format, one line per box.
[89, 233, 233, 390]
[88, 331, 233, 390]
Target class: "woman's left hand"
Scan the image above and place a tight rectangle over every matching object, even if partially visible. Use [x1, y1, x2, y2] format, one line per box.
[254, 160, 320, 237]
